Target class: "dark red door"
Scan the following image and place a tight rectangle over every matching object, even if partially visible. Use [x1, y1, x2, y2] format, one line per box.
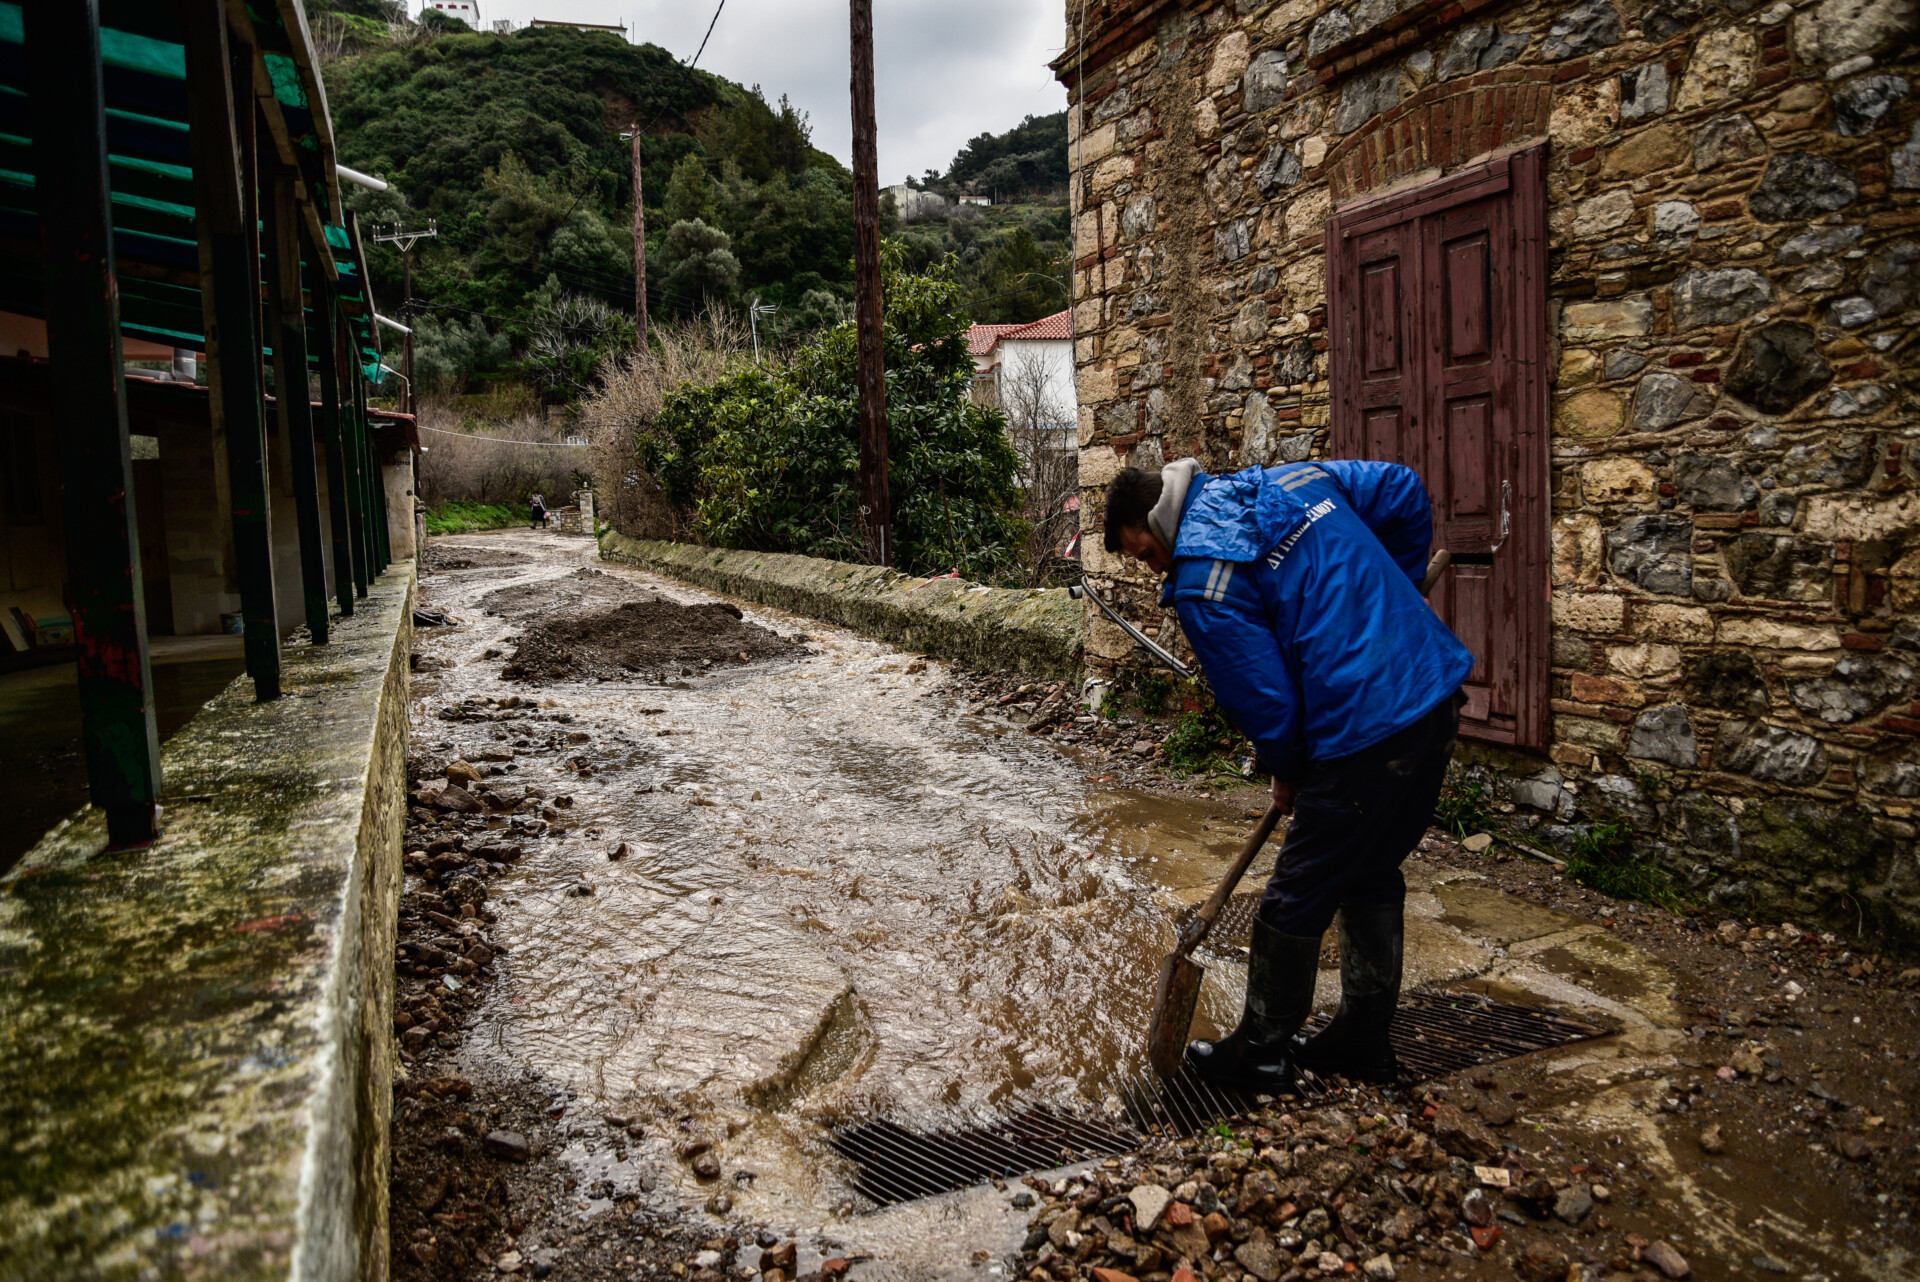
[1326, 147, 1549, 751]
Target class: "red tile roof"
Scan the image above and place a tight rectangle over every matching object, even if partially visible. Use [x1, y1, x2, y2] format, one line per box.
[967, 310, 1072, 358]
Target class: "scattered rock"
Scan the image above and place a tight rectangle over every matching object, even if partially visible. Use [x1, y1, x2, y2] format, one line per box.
[1516, 1241, 1570, 1282]
[483, 1130, 532, 1162]
[1128, 1183, 1172, 1231]
[1643, 1241, 1691, 1279]
[1698, 1124, 1725, 1154]
[692, 1151, 723, 1180]
[1837, 1134, 1873, 1161]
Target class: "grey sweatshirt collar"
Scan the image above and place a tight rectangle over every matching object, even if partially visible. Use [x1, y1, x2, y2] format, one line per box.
[1148, 458, 1202, 555]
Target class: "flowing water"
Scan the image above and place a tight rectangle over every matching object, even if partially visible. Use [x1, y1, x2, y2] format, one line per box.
[410, 532, 1265, 1263]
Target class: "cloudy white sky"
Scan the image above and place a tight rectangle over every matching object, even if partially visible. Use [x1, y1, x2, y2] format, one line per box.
[444, 0, 1071, 183]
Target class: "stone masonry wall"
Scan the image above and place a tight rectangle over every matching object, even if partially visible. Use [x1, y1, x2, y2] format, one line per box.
[1062, 0, 1920, 943]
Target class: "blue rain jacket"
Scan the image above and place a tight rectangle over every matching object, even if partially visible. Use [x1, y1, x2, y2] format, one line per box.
[1162, 461, 1474, 781]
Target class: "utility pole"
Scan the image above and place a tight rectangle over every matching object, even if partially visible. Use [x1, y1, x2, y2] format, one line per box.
[371, 220, 437, 414]
[619, 124, 650, 353]
[849, 0, 889, 566]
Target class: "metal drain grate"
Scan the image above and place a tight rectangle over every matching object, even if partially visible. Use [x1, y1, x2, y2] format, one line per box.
[829, 991, 1612, 1207]
[828, 1106, 1141, 1207]
[1210, 890, 1263, 950]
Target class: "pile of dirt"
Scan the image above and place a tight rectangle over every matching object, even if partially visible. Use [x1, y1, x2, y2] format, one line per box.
[423, 543, 530, 572]
[503, 597, 799, 683]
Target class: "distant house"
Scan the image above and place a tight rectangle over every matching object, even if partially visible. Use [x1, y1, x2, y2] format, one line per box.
[421, 0, 477, 23]
[968, 310, 1075, 447]
[957, 194, 991, 207]
[883, 184, 950, 223]
[527, 17, 627, 33]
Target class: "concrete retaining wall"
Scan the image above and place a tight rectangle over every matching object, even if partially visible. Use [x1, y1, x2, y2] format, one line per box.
[600, 533, 1084, 680]
[0, 566, 415, 1280]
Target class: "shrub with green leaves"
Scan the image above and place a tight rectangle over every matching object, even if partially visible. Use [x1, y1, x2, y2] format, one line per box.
[634, 244, 1024, 577]
[1565, 821, 1683, 910]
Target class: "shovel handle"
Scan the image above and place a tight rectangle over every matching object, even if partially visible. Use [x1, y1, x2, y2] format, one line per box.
[1184, 804, 1286, 948]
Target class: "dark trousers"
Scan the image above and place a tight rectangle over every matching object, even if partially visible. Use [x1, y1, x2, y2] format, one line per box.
[1256, 692, 1461, 937]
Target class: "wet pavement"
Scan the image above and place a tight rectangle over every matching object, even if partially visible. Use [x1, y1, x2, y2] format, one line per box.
[400, 530, 1900, 1281]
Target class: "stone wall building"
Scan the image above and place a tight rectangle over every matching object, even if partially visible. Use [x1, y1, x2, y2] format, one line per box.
[1057, 0, 1920, 942]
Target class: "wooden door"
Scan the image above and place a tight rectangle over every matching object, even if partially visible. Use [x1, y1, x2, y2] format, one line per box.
[1326, 147, 1549, 751]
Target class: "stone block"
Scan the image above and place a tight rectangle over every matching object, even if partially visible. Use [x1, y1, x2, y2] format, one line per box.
[1862, 240, 1919, 318]
[1511, 767, 1577, 817]
[1208, 30, 1251, 90]
[1553, 513, 1606, 587]
[1723, 533, 1831, 602]
[1750, 151, 1858, 222]
[1674, 27, 1758, 110]
[1574, 188, 1637, 236]
[1556, 714, 1626, 753]
[1633, 373, 1715, 432]
[1717, 719, 1829, 785]
[1583, 456, 1656, 504]
[1216, 220, 1252, 263]
[1244, 49, 1291, 113]
[1894, 121, 1920, 189]
[1620, 62, 1670, 119]
[1792, 0, 1920, 68]
[1607, 642, 1683, 679]
[1637, 603, 1715, 643]
[1673, 455, 1758, 511]
[1573, 672, 1646, 706]
[1555, 591, 1628, 633]
[1715, 616, 1842, 650]
[1628, 704, 1699, 767]
[1672, 268, 1773, 331]
[1608, 513, 1694, 595]
[1693, 113, 1768, 171]
[1832, 74, 1910, 136]
[1333, 65, 1403, 133]
[1602, 125, 1687, 179]
[1555, 387, 1626, 439]
[1724, 322, 1833, 413]
[1786, 654, 1915, 724]
[1802, 493, 1920, 542]
[1562, 295, 1653, 340]
[1255, 143, 1303, 193]
[1542, 0, 1622, 59]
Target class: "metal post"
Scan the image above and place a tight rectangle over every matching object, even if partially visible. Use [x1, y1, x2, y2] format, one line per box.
[27, 0, 162, 847]
[181, 0, 281, 700]
[311, 246, 355, 616]
[849, 0, 890, 566]
[341, 329, 371, 596]
[400, 248, 413, 417]
[265, 174, 329, 643]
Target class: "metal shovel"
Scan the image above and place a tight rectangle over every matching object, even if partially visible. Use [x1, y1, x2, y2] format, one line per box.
[1144, 804, 1285, 1078]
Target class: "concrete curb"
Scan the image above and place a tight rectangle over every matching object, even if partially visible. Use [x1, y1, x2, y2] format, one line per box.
[0, 565, 415, 1281]
[599, 533, 1084, 680]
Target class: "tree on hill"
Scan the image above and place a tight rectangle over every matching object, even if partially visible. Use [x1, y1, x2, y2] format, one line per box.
[923, 111, 1069, 201]
[322, 23, 856, 393]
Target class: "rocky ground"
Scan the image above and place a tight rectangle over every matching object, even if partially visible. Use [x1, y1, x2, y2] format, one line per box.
[1003, 839, 1920, 1282]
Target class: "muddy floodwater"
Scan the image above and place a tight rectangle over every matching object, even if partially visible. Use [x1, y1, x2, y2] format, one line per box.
[410, 532, 1269, 1261]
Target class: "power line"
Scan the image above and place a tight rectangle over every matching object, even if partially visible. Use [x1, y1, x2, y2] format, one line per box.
[686, 0, 725, 69]
[420, 424, 589, 447]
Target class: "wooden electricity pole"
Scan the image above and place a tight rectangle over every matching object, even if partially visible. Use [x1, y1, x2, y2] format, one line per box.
[849, 0, 889, 566]
[628, 124, 649, 353]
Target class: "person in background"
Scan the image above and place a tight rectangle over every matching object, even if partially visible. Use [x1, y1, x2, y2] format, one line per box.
[1104, 458, 1473, 1091]
[530, 492, 547, 530]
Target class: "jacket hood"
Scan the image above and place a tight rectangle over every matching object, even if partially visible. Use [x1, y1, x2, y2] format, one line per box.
[1175, 464, 1320, 563]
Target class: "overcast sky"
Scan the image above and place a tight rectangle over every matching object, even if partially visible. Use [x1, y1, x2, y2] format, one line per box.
[451, 0, 1070, 183]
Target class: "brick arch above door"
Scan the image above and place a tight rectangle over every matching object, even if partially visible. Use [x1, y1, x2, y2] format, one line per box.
[1324, 67, 1556, 203]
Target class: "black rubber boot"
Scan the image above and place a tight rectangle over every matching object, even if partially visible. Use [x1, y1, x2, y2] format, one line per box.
[1293, 903, 1404, 1083]
[1185, 916, 1322, 1092]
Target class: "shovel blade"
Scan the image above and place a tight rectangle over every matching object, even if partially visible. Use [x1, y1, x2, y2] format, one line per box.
[1145, 951, 1204, 1078]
